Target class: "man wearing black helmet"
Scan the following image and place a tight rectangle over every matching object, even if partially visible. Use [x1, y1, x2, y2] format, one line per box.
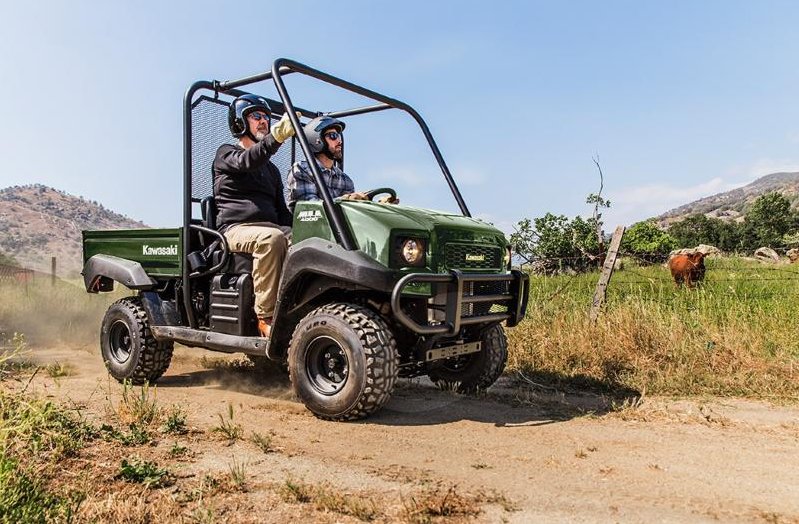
[212, 94, 296, 338]
[286, 115, 365, 211]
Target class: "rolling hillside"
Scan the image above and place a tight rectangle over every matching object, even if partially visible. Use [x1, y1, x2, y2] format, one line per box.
[656, 171, 799, 226]
[0, 184, 146, 276]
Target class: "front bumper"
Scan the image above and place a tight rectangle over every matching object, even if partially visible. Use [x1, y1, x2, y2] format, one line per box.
[390, 269, 530, 335]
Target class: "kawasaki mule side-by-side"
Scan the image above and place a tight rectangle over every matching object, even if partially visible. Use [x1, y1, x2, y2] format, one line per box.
[82, 58, 529, 420]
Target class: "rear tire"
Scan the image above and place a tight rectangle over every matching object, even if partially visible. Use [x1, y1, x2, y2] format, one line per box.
[288, 303, 398, 421]
[428, 324, 508, 394]
[100, 296, 173, 385]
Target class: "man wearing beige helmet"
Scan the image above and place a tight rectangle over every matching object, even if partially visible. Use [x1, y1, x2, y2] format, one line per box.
[212, 94, 297, 338]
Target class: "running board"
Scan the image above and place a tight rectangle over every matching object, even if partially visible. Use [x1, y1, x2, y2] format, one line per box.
[151, 326, 267, 357]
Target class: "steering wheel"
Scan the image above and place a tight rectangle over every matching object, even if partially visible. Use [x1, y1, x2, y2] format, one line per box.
[363, 187, 397, 202]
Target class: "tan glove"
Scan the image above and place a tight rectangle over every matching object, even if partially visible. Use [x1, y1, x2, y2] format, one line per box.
[271, 112, 301, 143]
[378, 195, 400, 205]
[342, 192, 369, 201]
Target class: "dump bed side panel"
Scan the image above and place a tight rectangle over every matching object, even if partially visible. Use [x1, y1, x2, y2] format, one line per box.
[82, 228, 182, 278]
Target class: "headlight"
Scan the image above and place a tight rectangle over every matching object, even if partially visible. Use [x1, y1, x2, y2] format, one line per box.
[402, 239, 424, 265]
[504, 245, 512, 270]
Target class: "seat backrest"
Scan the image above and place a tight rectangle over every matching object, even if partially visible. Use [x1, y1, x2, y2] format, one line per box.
[200, 196, 217, 230]
[190, 95, 300, 217]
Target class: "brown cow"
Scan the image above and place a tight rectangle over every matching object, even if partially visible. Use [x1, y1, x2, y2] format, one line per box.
[668, 252, 706, 288]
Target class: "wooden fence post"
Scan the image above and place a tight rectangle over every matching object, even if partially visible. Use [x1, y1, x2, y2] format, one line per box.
[589, 226, 626, 322]
[51, 256, 56, 286]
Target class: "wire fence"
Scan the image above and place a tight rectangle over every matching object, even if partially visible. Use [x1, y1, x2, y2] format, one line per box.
[519, 250, 799, 306]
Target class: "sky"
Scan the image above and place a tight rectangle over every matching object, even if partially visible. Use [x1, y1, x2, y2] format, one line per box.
[1, 0, 799, 234]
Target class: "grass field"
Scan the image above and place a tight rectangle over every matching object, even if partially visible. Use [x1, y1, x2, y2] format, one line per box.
[1, 256, 797, 401]
[507, 256, 799, 400]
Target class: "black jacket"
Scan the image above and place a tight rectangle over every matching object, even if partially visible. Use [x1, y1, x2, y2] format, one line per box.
[212, 135, 293, 230]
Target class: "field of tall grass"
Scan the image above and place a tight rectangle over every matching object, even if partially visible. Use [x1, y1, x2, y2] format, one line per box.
[507, 256, 799, 400]
[1, 256, 797, 401]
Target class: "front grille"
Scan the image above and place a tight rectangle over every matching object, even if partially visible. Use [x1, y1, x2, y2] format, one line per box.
[463, 280, 510, 317]
[443, 244, 502, 271]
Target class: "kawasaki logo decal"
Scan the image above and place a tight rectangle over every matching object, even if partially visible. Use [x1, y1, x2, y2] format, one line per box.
[142, 244, 178, 256]
[465, 254, 485, 262]
[297, 210, 323, 222]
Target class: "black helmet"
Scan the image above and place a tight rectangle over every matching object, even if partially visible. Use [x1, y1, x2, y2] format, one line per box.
[304, 116, 346, 154]
[228, 94, 272, 139]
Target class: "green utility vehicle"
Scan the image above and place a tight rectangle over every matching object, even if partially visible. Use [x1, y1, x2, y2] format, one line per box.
[82, 59, 529, 421]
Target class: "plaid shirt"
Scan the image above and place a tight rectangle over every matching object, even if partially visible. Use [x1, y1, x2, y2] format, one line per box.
[286, 160, 355, 211]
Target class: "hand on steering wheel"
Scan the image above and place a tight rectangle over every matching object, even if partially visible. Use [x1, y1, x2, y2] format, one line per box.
[363, 187, 399, 204]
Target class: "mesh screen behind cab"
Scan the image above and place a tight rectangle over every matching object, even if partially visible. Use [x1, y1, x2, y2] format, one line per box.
[190, 95, 300, 208]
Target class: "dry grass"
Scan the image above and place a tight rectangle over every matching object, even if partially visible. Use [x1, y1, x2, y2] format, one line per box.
[400, 484, 481, 522]
[0, 279, 123, 346]
[113, 381, 162, 427]
[227, 456, 249, 492]
[0, 356, 513, 524]
[250, 430, 276, 453]
[278, 477, 379, 521]
[507, 257, 799, 401]
[45, 361, 73, 378]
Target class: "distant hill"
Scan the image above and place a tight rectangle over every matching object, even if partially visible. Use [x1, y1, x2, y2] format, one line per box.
[0, 184, 146, 276]
[656, 171, 799, 227]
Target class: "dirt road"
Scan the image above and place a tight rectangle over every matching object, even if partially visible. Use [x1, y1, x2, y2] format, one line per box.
[25, 344, 799, 523]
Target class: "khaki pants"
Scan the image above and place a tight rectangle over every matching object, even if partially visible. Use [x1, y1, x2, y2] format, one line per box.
[223, 223, 289, 319]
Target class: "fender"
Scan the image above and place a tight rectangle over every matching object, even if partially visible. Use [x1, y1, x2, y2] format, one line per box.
[266, 237, 397, 359]
[280, 237, 395, 298]
[82, 254, 157, 293]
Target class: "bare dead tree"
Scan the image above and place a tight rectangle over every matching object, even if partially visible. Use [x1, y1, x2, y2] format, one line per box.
[586, 155, 611, 266]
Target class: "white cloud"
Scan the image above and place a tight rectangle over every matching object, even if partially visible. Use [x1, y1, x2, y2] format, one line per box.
[733, 158, 799, 178]
[612, 177, 742, 206]
[605, 177, 749, 227]
[604, 158, 799, 226]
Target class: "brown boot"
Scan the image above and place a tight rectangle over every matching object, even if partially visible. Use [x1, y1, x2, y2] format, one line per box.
[257, 317, 273, 338]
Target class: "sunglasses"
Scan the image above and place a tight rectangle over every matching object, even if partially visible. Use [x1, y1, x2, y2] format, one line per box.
[324, 131, 342, 141]
[247, 111, 270, 121]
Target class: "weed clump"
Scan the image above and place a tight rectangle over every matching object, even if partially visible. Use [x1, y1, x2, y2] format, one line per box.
[212, 403, 242, 443]
[0, 388, 96, 521]
[117, 457, 174, 488]
[401, 484, 480, 522]
[161, 405, 188, 435]
[278, 477, 379, 521]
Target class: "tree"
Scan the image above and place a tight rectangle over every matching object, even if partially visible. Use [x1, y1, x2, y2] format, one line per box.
[0, 251, 18, 266]
[668, 214, 742, 252]
[740, 192, 797, 251]
[621, 220, 676, 262]
[587, 156, 611, 254]
[510, 213, 603, 273]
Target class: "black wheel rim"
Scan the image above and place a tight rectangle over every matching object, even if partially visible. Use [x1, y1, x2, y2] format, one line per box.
[440, 354, 475, 373]
[108, 319, 133, 364]
[305, 336, 349, 395]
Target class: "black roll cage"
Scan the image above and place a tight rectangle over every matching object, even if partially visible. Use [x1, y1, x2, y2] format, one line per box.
[181, 58, 471, 328]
